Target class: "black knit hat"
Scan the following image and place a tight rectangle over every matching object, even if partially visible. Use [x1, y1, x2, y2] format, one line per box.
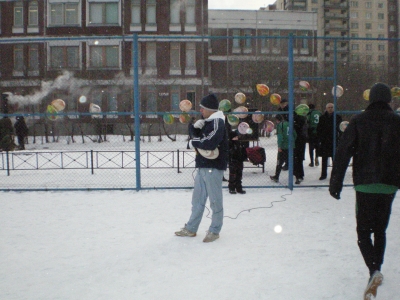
[200, 94, 218, 111]
[369, 83, 392, 103]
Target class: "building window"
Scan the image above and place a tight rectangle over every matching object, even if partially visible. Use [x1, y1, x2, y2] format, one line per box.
[366, 55, 372, 61]
[90, 45, 119, 68]
[378, 55, 385, 61]
[50, 2, 79, 26]
[351, 44, 359, 50]
[232, 29, 240, 50]
[28, 44, 39, 71]
[378, 44, 385, 51]
[244, 29, 252, 49]
[378, 34, 384, 38]
[351, 33, 359, 38]
[14, 2, 23, 27]
[185, 0, 195, 25]
[272, 30, 280, 50]
[185, 42, 196, 74]
[378, 24, 384, 30]
[146, 42, 156, 68]
[365, 23, 372, 30]
[146, 86, 157, 114]
[170, 0, 180, 24]
[378, 2, 384, 8]
[50, 46, 79, 69]
[14, 45, 24, 71]
[171, 86, 180, 111]
[89, 1, 119, 25]
[350, 1, 358, 7]
[350, 12, 358, 18]
[366, 33, 372, 38]
[351, 54, 360, 61]
[146, 0, 156, 24]
[131, 0, 141, 25]
[351, 22, 358, 29]
[170, 43, 180, 70]
[365, 2, 372, 8]
[301, 31, 308, 49]
[29, 1, 38, 26]
[260, 30, 269, 50]
[366, 44, 372, 51]
[389, 25, 396, 32]
[365, 12, 372, 19]
[378, 13, 384, 19]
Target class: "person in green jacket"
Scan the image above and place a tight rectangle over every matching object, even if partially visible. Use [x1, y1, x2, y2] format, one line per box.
[306, 103, 322, 167]
[270, 114, 297, 182]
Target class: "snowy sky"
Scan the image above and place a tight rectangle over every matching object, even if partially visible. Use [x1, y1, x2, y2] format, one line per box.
[208, 0, 276, 10]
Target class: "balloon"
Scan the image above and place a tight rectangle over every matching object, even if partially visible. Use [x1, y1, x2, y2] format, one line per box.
[265, 120, 275, 133]
[51, 99, 65, 112]
[233, 106, 248, 118]
[218, 99, 231, 112]
[256, 84, 270, 96]
[79, 95, 87, 104]
[299, 81, 310, 91]
[46, 104, 59, 121]
[89, 103, 102, 118]
[179, 113, 191, 124]
[163, 113, 174, 125]
[339, 121, 349, 132]
[270, 93, 281, 105]
[295, 104, 310, 116]
[238, 122, 250, 135]
[332, 85, 344, 97]
[197, 148, 219, 160]
[363, 89, 370, 101]
[179, 99, 192, 112]
[227, 114, 239, 126]
[391, 87, 400, 98]
[234, 92, 246, 104]
[252, 111, 264, 124]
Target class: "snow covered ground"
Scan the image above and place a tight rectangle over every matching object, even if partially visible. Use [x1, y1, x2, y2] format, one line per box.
[1, 187, 399, 299]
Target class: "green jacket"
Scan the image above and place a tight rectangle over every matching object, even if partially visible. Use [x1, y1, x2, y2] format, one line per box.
[277, 120, 297, 150]
[307, 109, 322, 135]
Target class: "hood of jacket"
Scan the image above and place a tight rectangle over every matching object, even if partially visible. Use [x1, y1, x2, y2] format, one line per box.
[205, 110, 225, 123]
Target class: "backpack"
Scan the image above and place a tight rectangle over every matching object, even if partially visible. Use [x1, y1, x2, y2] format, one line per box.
[246, 146, 266, 165]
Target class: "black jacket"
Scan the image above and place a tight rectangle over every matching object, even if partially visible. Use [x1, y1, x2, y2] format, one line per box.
[330, 101, 400, 193]
[14, 116, 29, 137]
[317, 111, 342, 157]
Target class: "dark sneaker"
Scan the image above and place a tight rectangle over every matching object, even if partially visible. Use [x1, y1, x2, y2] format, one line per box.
[175, 226, 196, 237]
[295, 178, 301, 184]
[315, 158, 319, 166]
[282, 165, 288, 171]
[364, 271, 383, 300]
[229, 189, 237, 194]
[309, 163, 314, 167]
[319, 176, 327, 180]
[270, 176, 279, 182]
[203, 231, 219, 243]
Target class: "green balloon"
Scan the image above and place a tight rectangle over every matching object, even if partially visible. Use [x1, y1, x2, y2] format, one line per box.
[295, 104, 309, 116]
[227, 114, 239, 126]
[219, 99, 231, 112]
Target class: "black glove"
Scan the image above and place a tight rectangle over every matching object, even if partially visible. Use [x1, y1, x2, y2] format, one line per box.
[329, 187, 341, 200]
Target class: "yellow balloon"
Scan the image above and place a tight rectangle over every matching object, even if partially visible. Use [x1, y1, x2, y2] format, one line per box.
[363, 89, 370, 101]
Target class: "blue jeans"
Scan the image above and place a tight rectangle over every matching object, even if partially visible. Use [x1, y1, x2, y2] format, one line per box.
[186, 168, 224, 234]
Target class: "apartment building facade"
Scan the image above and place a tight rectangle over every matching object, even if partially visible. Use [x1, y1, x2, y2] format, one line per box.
[0, 0, 208, 122]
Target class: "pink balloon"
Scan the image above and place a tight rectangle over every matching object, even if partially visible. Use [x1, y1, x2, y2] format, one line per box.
[238, 122, 250, 135]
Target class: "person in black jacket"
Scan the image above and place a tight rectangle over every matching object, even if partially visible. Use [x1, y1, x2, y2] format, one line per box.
[226, 117, 248, 194]
[14, 116, 28, 150]
[329, 83, 400, 299]
[316, 103, 342, 180]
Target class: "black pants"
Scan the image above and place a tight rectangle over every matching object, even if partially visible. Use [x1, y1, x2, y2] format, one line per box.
[320, 156, 330, 177]
[356, 191, 395, 276]
[17, 135, 25, 150]
[228, 159, 244, 191]
[294, 142, 305, 179]
[308, 135, 318, 162]
[274, 149, 288, 179]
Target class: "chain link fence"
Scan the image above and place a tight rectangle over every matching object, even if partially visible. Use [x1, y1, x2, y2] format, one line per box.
[0, 34, 399, 190]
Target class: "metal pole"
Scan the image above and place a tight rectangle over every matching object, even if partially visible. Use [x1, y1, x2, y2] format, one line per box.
[133, 33, 141, 191]
[288, 34, 294, 190]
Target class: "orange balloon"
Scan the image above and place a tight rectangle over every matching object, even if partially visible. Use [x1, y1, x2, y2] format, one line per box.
[256, 84, 270, 96]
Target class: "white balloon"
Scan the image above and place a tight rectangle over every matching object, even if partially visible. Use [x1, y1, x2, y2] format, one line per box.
[79, 95, 87, 104]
